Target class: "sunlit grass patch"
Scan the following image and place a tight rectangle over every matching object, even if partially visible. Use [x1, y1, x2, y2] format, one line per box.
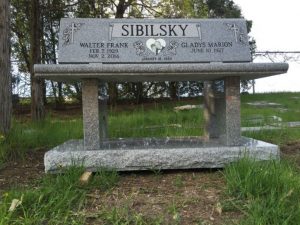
[224, 158, 300, 225]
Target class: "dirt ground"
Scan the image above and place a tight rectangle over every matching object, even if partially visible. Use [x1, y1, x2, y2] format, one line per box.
[1, 142, 300, 224]
[0, 148, 241, 224]
[0, 149, 45, 191]
[84, 170, 242, 224]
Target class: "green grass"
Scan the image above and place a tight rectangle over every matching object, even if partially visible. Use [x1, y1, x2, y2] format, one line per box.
[3, 92, 300, 163]
[241, 92, 300, 123]
[109, 105, 204, 138]
[0, 166, 119, 225]
[0, 166, 86, 224]
[0, 117, 83, 162]
[2, 92, 300, 224]
[0, 102, 204, 163]
[98, 206, 165, 225]
[243, 128, 300, 145]
[224, 158, 300, 225]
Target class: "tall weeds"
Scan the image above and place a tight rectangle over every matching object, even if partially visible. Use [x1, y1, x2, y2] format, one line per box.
[224, 158, 300, 225]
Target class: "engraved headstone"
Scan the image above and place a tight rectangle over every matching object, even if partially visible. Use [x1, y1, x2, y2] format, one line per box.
[34, 17, 288, 172]
[58, 18, 251, 63]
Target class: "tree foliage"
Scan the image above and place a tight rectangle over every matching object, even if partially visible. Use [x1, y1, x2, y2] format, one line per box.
[11, 0, 254, 105]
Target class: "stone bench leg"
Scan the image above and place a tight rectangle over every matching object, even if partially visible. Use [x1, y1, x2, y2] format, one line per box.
[204, 77, 241, 146]
[203, 81, 220, 139]
[82, 79, 100, 150]
[99, 82, 108, 140]
[221, 76, 241, 146]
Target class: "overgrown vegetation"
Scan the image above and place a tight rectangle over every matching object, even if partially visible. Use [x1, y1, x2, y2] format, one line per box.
[1, 92, 300, 224]
[109, 104, 204, 138]
[0, 117, 83, 162]
[241, 92, 300, 124]
[3, 92, 300, 163]
[224, 158, 300, 225]
[0, 166, 119, 224]
[0, 101, 204, 163]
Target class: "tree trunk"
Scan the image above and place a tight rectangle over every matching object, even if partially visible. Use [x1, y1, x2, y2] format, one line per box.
[134, 82, 144, 104]
[58, 82, 64, 104]
[30, 0, 45, 121]
[169, 82, 178, 100]
[0, 0, 12, 135]
[50, 81, 58, 103]
[107, 0, 130, 106]
[108, 83, 118, 106]
[48, 8, 64, 106]
[116, 0, 127, 18]
[107, 0, 138, 105]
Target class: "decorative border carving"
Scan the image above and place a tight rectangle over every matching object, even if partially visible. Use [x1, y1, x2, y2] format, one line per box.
[225, 23, 247, 45]
[163, 41, 179, 56]
[62, 22, 84, 46]
[133, 41, 149, 56]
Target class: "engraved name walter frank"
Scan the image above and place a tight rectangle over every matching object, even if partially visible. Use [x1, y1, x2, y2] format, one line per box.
[109, 23, 202, 40]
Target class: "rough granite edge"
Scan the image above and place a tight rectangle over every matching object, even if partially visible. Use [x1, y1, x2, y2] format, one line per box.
[44, 137, 279, 173]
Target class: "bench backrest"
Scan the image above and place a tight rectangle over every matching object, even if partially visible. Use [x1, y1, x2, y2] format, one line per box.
[58, 18, 251, 64]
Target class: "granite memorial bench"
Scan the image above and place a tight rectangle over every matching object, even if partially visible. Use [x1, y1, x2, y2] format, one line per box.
[34, 18, 288, 172]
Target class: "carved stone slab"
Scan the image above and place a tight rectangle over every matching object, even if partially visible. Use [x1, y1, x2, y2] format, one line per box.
[58, 18, 251, 63]
[44, 138, 279, 172]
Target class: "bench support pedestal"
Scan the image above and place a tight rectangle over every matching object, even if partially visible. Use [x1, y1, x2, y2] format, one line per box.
[204, 77, 241, 146]
[34, 62, 288, 172]
[82, 79, 100, 150]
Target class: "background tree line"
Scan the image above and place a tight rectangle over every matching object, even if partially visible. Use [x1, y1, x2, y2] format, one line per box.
[3, 0, 255, 127]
